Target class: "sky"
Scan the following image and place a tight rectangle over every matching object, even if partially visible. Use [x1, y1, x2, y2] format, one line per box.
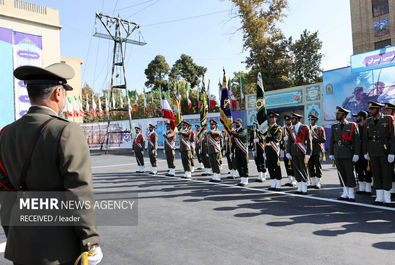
[30, 0, 353, 98]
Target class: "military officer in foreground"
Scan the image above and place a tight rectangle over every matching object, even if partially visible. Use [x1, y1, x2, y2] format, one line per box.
[207, 120, 223, 182]
[384, 103, 395, 197]
[195, 124, 204, 170]
[281, 115, 295, 187]
[188, 123, 196, 172]
[0, 63, 102, 265]
[329, 106, 360, 202]
[133, 125, 145, 173]
[286, 113, 312, 195]
[224, 130, 238, 179]
[308, 114, 326, 189]
[253, 122, 268, 182]
[264, 112, 283, 191]
[363, 101, 395, 205]
[200, 124, 212, 176]
[179, 121, 193, 179]
[352, 111, 372, 194]
[147, 123, 158, 175]
[163, 122, 176, 176]
[231, 118, 249, 186]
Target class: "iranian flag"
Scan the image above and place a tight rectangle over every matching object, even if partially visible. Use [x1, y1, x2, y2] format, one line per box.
[112, 93, 116, 115]
[92, 94, 97, 117]
[197, 86, 201, 109]
[209, 94, 216, 109]
[105, 92, 109, 117]
[240, 74, 245, 108]
[79, 95, 84, 117]
[160, 86, 176, 130]
[185, 82, 192, 109]
[120, 91, 124, 115]
[134, 91, 138, 111]
[98, 96, 103, 117]
[67, 96, 73, 117]
[151, 90, 155, 115]
[85, 94, 90, 115]
[73, 96, 79, 117]
[228, 79, 237, 109]
[143, 89, 147, 115]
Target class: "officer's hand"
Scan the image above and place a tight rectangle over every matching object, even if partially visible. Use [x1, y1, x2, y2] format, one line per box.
[263, 152, 266, 159]
[364, 154, 370, 161]
[306, 155, 310, 161]
[152, 150, 155, 155]
[388, 154, 395, 163]
[230, 153, 233, 159]
[254, 138, 259, 143]
[352, 154, 359, 162]
[253, 151, 256, 157]
[163, 149, 166, 154]
[329, 155, 335, 161]
[280, 150, 284, 158]
[284, 135, 288, 141]
[286, 153, 292, 160]
[87, 246, 103, 265]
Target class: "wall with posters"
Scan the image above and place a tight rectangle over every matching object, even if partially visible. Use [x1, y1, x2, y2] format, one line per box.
[0, 27, 14, 129]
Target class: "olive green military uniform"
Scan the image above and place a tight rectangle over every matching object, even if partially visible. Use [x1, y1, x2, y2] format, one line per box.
[354, 121, 372, 190]
[265, 123, 283, 180]
[148, 131, 158, 167]
[281, 125, 294, 182]
[232, 127, 249, 178]
[163, 128, 176, 170]
[308, 125, 326, 180]
[207, 128, 222, 174]
[330, 121, 360, 187]
[133, 132, 145, 167]
[363, 113, 395, 191]
[254, 129, 267, 174]
[195, 129, 203, 165]
[224, 132, 237, 172]
[179, 129, 192, 172]
[200, 128, 211, 172]
[189, 130, 196, 168]
[0, 106, 99, 265]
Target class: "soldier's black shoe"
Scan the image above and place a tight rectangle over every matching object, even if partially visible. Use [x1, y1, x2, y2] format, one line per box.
[268, 187, 276, 191]
[136, 171, 144, 173]
[301, 192, 308, 195]
[209, 179, 221, 183]
[348, 198, 356, 202]
[355, 191, 364, 194]
[383, 203, 393, 208]
[294, 191, 302, 194]
[337, 197, 348, 201]
[227, 176, 236, 179]
[201, 173, 208, 176]
[284, 183, 293, 187]
[275, 188, 282, 192]
[255, 179, 264, 182]
[237, 183, 247, 187]
[374, 201, 383, 206]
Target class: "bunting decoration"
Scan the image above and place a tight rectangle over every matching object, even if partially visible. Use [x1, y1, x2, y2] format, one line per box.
[151, 90, 155, 115]
[134, 90, 138, 111]
[220, 69, 233, 135]
[257, 72, 268, 134]
[112, 92, 116, 115]
[120, 91, 124, 115]
[228, 78, 237, 109]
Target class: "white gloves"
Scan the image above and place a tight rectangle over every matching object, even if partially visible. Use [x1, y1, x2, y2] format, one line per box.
[254, 138, 259, 143]
[263, 152, 266, 159]
[364, 154, 370, 161]
[152, 150, 155, 155]
[352, 154, 359, 162]
[86, 246, 103, 265]
[284, 135, 288, 141]
[253, 151, 256, 158]
[280, 150, 284, 158]
[163, 149, 166, 154]
[388, 154, 395, 163]
[286, 153, 292, 160]
[329, 155, 334, 161]
[306, 155, 310, 161]
[230, 153, 233, 159]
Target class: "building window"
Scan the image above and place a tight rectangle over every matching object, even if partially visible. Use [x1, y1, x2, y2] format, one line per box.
[372, 0, 389, 17]
[375, 39, 391, 49]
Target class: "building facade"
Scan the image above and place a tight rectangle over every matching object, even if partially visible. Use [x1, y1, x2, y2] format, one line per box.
[350, 0, 395, 54]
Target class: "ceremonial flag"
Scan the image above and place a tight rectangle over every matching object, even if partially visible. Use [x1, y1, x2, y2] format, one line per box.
[240, 74, 245, 108]
[92, 94, 97, 117]
[143, 89, 147, 115]
[257, 72, 268, 133]
[200, 76, 208, 127]
[207, 79, 215, 109]
[85, 94, 90, 115]
[120, 91, 124, 115]
[151, 90, 155, 115]
[172, 83, 182, 126]
[185, 82, 192, 109]
[112, 93, 116, 115]
[133, 91, 138, 111]
[128, 90, 133, 114]
[160, 86, 176, 130]
[220, 69, 233, 135]
[228, 78, 237, 109]
[197, 85, 201, 109]
[73, 96, 79, 117]
[79, 95, 84, 117]
[105, 92, 109, 117]
[98, 96, 103, 117]
[67, 96, 73, 117]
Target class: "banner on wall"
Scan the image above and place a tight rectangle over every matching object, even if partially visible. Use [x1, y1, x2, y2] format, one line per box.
[306, 103, 322, 126]
[351, 46, 395, 73]
[0, 27, 14, 129]
[13, 31, 42, 119]
[323, 66, 395, 128]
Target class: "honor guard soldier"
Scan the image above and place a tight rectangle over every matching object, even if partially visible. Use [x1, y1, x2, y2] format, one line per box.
[352, 111, 372, 194]
[384, 102, 395, 197]
[163, 122, 176, 176]
[265, 112, 283, 191]
[363, 101, 395, 205]
[200, 124, 213, 176]
[253, 123, 268, 182]
[179, 121, 193, 179]
[308, 114, 326, 189]
[147, 123, 158, 175]
[188, 123, 196, 172]
[0, 63, 103, 265]
[232, 118, 250, 186]
[329, 106, 360, 201]
[286, 113, 312, 195]
[208, 120, 223, 182]
[133, 125, 145, 173]
[281, 115, 296, 187]
[195, 124, 204, 170]
[224, 130, 238, 179]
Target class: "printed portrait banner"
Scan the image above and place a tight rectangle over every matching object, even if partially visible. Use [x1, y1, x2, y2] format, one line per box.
[374, 18, 389, 37]
[306, 103, 322, 126]
[265, 89, 303, 108]
[13, 31, 43, 119]
[0, 27, 14, 129]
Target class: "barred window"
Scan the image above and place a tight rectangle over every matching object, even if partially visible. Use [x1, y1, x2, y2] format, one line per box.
[372, 0, 389, 17]
[374, 39, 391, 49]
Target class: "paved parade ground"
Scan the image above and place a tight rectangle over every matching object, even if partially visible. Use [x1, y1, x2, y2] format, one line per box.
[1, 150, 395, 265]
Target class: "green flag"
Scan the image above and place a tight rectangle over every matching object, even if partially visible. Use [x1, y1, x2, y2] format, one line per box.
[256, 72, 268, 133]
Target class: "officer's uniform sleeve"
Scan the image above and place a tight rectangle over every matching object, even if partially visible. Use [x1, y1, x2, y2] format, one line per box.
[305, 126, 312, 156]
[362, 123, 368, 155]
[274, 126, 282, 143]
[389, 116, 395, 155]
[329, 125, 335, 156]
[59, 122, 100, 251]
[286, 128, 291, 154]
[352, 123, 361, 155]
[320, 127, 327, 144]
[154, 133, 158, 150]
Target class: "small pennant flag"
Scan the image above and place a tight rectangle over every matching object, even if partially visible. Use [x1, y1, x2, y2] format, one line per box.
[92, 94, 97, 117]
[79, 95, 84, 117]
[151, 90, 155, 115]
[134, 91, 138, 111]
[98, 96, 103, 117]
[143, 88, 147, 115]
[240, 74, 245, 108]
[73, 96, 80, 117]
[105, 92, 110, 117]
[67, 96, 73, 117]
[185, 82, 192, 110]
[85, 94, 90, 115]
[120, 91, 124, 115]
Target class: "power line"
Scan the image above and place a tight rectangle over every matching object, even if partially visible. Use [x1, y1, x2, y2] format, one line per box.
[126, 0, 160, 19]
[141, 9, 231, 27]
[104, 0, 156, 13]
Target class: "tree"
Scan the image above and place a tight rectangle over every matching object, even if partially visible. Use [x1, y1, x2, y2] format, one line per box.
[144, 55, 170, 90]
[289, 29, 323, 86]
[169, 54, 207, 88]
[231, 0, 291, 91]
[229, 71, 255, 109]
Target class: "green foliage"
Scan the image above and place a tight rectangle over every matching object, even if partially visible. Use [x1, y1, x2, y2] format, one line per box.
[169, 54, 207, 88]
[144, 55, 170, 90]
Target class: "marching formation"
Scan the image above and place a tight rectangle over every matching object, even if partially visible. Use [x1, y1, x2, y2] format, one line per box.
[131, 101, 395, 207]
